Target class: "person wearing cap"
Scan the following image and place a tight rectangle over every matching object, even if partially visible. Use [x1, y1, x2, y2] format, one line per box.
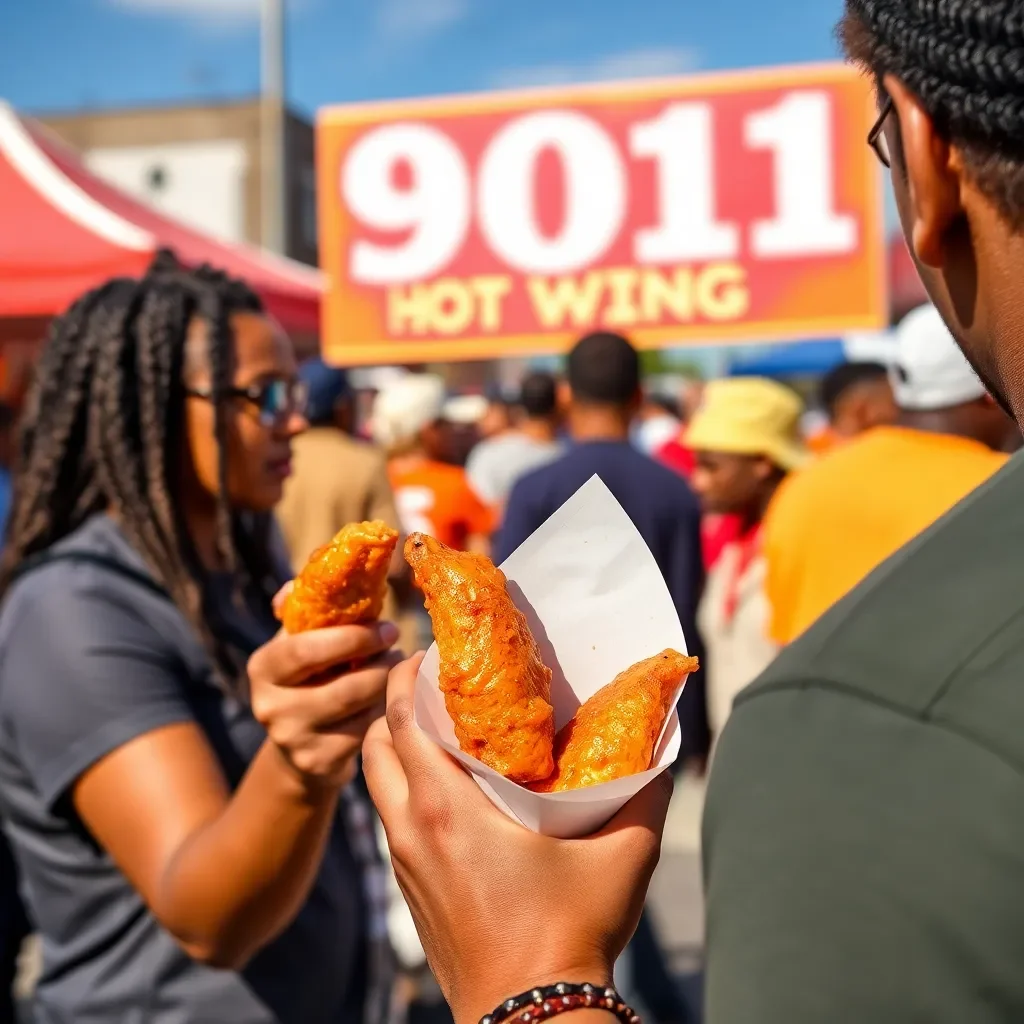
[440, 393, 491, 468]
[685, 378, 808, 740]
[276, 358, 403, 571]
[371, 374, 494, 556]
[762, 304, 1014, 647]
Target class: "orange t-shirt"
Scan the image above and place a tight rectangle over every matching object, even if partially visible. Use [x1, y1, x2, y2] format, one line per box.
[805, 427, 839, 456]
[389, 458, 496, 551]
[764, 426, 1008, 644]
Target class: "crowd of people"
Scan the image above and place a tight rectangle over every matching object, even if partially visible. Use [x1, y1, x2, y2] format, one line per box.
[5, 0, 1024, 1021]
[1, 279, 1018, 1023]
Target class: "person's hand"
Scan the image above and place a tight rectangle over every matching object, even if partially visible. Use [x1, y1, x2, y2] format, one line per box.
[249, 601, 401, 791]
[363, 653, 673, 1024]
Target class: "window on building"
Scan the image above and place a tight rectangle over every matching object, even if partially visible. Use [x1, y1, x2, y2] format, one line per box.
[146, 165, 168, 193]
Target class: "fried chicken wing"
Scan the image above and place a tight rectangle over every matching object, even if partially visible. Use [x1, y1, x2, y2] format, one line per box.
[405, 533, 555, 783]
[530, 649, 698, 793]
[279, 520, 399, 633]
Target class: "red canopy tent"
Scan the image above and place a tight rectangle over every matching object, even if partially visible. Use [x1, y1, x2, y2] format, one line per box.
[0, 100, 323, 345]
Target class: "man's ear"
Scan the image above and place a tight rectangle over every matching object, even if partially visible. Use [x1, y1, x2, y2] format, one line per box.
[754, 455, 775, 482]
[885, 74, 966, 269]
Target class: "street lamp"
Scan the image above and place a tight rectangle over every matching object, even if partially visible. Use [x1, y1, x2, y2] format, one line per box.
[261, 0, 286, 255]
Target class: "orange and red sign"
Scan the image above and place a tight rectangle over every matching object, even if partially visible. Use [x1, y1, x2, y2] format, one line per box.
[317, 63, 886, 365]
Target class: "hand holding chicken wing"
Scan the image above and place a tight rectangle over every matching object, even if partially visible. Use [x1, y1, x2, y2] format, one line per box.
[531, 649, 697, 793]
[279, 520, 399, 634]
[405, 533, 555, 783]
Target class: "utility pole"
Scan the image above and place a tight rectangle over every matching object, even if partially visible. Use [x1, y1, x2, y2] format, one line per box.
[260, 0, 286, 254]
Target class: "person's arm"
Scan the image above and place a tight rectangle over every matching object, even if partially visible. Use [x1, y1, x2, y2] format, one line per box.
[9, 581, 398, 969]
[75, 725, 342, 967]
[363, 654, 672, 1024]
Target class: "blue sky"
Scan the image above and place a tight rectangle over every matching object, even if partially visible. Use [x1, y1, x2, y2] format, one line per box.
[1, 0, 849, 116]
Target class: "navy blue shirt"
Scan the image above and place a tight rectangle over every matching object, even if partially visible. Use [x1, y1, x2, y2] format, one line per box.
[497, 441, 709, 758]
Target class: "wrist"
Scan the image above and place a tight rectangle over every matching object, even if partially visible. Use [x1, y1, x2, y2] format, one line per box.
[260, 741, 347, 806]
[450, 961, 615, 1024]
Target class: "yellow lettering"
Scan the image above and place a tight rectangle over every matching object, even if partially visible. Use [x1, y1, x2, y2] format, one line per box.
[603, 268, 640, 327]
[428, 278, 474, 335]
[640, 267, 695, 323]
[527, 273, 605, 329]
[387, 284, 432, 335]
[695, 263, 749, 321]
[470, 275, 512, 332]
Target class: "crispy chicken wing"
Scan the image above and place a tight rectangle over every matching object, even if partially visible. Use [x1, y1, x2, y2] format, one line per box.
[279, 520, 399, 633]
[530, 649, 698, 793]
[405, 533, 555, 783]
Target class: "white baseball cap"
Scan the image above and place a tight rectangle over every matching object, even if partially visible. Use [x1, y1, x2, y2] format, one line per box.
[442, 394, 489, 425]
[890, 304, 986, 411]
[370, 374, 446, 448]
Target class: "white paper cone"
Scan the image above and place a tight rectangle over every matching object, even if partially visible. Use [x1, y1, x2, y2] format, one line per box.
[413, 475, 692, 838]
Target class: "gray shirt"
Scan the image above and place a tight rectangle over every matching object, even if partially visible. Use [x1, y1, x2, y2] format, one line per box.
[0, 515, 367, 1023]
[465, 432, 562, 507]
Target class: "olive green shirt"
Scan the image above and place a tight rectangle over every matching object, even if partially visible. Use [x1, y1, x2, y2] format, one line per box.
[703, 451, 1024, 1022]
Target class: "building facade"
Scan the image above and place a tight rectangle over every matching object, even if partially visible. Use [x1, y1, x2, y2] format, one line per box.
[40, 99, 317, 266]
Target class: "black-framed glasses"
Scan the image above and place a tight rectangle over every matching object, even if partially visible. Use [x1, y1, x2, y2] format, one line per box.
[868, 94, 894, 168]
[186, 378, 309, 426]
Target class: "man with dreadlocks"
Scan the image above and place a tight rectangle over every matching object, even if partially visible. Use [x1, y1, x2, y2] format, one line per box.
[0, 251, 397, 1023]
[700, 3, 1024, 1022]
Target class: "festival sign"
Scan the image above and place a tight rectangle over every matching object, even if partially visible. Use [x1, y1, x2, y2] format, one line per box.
[317, 63, 886, 365]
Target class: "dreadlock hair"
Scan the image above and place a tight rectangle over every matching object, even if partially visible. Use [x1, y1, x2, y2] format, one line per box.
[840, 0, 1024, 229]
[1, 249, 282, 691]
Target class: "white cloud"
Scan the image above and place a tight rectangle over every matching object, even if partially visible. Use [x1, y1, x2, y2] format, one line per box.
[492, 46, 702, 90]
[376, 0, 469, 40]
[105, 0, 261, 28]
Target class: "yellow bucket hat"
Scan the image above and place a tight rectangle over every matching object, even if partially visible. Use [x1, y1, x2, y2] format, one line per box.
[685, 377, 809, 471]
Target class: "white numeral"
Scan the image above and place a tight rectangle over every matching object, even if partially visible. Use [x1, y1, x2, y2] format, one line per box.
[631, 102, 739, 263]
[745, 92, 857, 258]
[341, 89, 859, 285]
[395, 485, 436, 537]
[343, 123, 470, 284]
[477, 110, 626, 275]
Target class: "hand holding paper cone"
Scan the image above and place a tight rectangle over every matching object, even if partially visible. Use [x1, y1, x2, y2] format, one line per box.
[410, 477, 695, 836]
[279, 520, 398, 633]
[405, 533, 555, 784]
[530, 649, 698, 793]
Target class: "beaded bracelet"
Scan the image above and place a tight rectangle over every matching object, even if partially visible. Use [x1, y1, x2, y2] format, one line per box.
[479, 982, 640, 1024]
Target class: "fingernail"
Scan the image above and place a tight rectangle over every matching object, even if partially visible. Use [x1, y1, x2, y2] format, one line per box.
[378, 621, 400, 646]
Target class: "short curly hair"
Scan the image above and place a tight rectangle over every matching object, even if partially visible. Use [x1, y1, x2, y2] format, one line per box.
[840, 0, 1024, 228]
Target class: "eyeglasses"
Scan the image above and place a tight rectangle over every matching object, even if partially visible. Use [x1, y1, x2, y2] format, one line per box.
[868, 94, 894, 168]
[186, 378, 309, 426]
